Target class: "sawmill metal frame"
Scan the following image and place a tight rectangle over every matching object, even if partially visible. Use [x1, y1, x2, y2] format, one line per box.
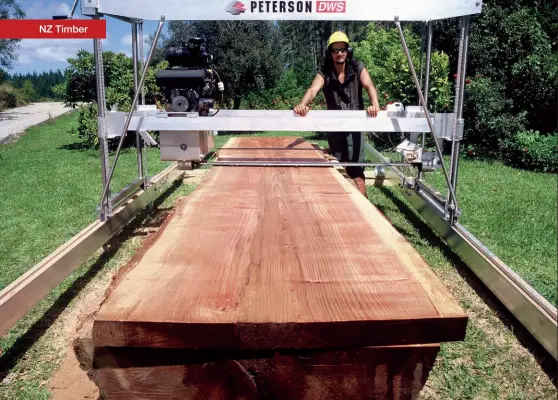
[366, 144, 558, 360]
[0, 0, 555, 363]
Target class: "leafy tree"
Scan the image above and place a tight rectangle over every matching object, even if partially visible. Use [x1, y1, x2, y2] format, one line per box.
[468, 6, 557, 134]
[434, 3, 557, 137]
[58, 50, 166, 148]
[463, 76, 527, 158]
[20, 79, 35, 102]
[353, 24, 453, 112]
[0, 0, 25, 69]
[60, 50, 165, 110]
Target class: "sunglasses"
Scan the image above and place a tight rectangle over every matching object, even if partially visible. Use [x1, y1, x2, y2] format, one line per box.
[331, 47, 348, 54]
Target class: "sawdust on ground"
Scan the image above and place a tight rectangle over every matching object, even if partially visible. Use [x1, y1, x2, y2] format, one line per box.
[46, 210, 175, 399]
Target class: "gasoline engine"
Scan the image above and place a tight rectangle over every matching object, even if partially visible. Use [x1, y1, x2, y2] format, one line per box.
[155, 38, 224, 116]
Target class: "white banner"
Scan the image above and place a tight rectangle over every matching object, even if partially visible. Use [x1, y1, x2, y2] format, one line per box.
[85, 0, 482, 21]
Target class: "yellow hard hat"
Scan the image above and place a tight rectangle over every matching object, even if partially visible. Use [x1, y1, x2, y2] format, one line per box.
[328, 31, 350, 48]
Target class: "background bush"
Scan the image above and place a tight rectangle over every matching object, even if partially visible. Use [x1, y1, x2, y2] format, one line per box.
[353, 25, 452, 112]
[59, 50, 167, 148]
[504, 130, 558, 172]
[463, 76, 527, 159]
[0, 83, 23, 110]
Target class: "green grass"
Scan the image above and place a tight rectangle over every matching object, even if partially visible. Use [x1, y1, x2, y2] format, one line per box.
[365, 184, 556, 399]
[420, 158, 558, 306]
[0, 181, 197, 399]
[0, 111, 172, 291]
[372, 147, 557, 306]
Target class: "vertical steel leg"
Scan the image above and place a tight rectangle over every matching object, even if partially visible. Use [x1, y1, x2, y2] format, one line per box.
[418, 20, 433, 181]
[445, 16, 470, 222]
[132, 22, 144, 184]
[93, 13, 110, 220]
[419, 23, 425, 89]
[423, 21, 433, 112]
[394, 18, 459, 218]
[139, 21, 146, 106]
[138, 20, 149, 188]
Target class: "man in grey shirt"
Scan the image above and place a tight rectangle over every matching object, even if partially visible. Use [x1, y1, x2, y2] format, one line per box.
[294, 31, 380, 198]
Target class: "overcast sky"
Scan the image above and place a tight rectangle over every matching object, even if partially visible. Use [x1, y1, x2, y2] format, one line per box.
[8, 0, 162, 75]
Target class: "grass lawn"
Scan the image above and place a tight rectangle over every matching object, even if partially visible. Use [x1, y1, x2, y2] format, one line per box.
[364, 146, 557, 306]
[0, 111, 172, 291]
[421, 158, 557, 306]
[0, 123, 555, 398]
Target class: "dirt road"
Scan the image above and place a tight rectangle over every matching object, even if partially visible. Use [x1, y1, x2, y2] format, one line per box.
[0, 102, 74, 144]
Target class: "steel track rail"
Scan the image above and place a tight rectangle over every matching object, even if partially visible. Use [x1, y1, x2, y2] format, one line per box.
[0, 164, 184, 337]
[365, 143, 558, 359]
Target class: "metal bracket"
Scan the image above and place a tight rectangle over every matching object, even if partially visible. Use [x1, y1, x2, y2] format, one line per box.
[140, 131, 158, 146]
[375, 164, 387, 178]
[420, 152, 441, 172]
[434, 113, 458, 140]
[455, 118, 464, 140]
[81, 0, 99, 16]
[155, 111, 200, 119]
[97, 116, 107, 139]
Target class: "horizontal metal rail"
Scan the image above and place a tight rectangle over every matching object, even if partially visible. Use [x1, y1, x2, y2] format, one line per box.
[112, 109, 442, 134]
[0, 164, 183, 337]
[108, 178, 143, 209]
[203, 161, 410, 168]
[365, 143, 558, 360]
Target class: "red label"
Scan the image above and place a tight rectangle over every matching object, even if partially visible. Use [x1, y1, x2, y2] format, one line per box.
[0, 19, 106, 39]
[316, 1, 346, 13]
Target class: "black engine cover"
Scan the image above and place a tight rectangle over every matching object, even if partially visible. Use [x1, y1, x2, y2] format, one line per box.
[155, 69, 209, 88]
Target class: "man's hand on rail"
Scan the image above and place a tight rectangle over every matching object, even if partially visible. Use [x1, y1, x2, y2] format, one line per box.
[366, 105, 380, 117]
[294, 104, 310, 116]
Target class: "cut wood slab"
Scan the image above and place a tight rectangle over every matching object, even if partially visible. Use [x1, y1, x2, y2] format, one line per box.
[93, 137, 467, 349]
[90, 343, 439, 400]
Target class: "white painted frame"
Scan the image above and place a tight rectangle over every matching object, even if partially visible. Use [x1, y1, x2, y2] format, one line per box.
[82, 0, 483, 21]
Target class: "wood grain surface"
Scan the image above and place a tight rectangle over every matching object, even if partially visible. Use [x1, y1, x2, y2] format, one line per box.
[92, 137, 467, 349]
[86, 342, 439, 400]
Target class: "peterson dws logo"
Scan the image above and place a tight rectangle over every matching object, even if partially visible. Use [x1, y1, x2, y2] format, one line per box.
[225, 1, 247, 14]
[316, 0, 345, 12]
[225, 0, 345, 15]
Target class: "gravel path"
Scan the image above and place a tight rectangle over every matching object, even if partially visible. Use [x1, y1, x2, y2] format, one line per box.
[0, 102, 74, 143]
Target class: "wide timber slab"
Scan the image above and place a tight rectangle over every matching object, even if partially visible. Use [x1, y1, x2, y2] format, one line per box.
[92, 137, 467, 349]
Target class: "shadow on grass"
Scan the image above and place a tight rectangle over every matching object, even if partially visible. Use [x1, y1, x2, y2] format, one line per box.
[0, 179, 183, 382]
[303, 132, 327, 141]
[58, 142, 93, 152]
[373, 186, 557, 387]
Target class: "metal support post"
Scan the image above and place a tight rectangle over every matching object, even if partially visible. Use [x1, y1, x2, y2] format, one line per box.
[445, 15, 470, 222]
[423, 21, 433, 111]
[98, 16, 166, 215]
[138, 21, 146, 106]
[69, 0, 79, 17]
[418, 20, 433, 181]
[394, 18, 458, 219]
[93, 13, 111, 220]
[138, 20, 149, 188]
[132, 22, 144, 185]
[419, 23, 425, 88]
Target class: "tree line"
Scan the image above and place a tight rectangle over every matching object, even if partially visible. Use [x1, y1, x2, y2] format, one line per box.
[2, 70, 65, 99]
